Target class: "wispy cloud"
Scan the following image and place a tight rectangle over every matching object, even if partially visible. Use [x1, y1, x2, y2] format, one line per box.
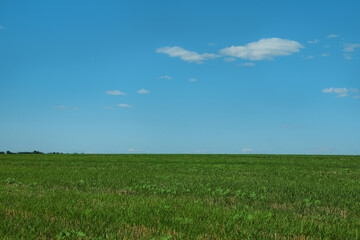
[220, 38, 304, 61]
[156, 46, 219, 63]
[343, 43, 360, 59]
[239, 62, 256, 67]
[354, 96, 360, 99]
[322, 88, 359, 98]
[208, 43, 215, 46]
[118, 104, 133, 108]
[241, 148, 253, 152]
[128, 148, 143, 153]
[188, 78, 197, 82]
[305, 56, 314, 59]
[106, 90, 126, 95]
[137, 89, 150, 94]
[159, 75, 172, 80]
[321, 53, 330, 57]
[326, 34, 339, 39]
[307, 39, 319, 44]
[104, 106, 114, 110]
[224, 57, 236, 62]
[0, 25, 4, 30]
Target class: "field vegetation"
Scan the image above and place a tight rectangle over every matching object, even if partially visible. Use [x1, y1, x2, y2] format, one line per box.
[0, 154, 359, 239]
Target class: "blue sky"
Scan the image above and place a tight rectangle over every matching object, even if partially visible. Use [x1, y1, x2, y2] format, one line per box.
[0, 0, 359, 154]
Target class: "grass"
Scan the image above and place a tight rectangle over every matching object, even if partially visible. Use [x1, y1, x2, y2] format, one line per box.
[0, 154, 359, 239]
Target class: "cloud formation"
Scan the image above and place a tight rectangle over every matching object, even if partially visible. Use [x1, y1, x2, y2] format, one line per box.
[137, 89, 150, 94]
[159, 75, 172, 80]
[156, 46, 219, 63]
[343, 43, 360, 59]
[118, 104, 133, 108]
[224, 57, 236, 62]
[307, 39, 319, 44]
[220, 38, 304, 61]
[322, 88, 359, 98]
[241, 148, 253, 152]
[326, 34, 339, 39]
[188, 78, 197, 82]
[106, 90, 126, 95]
[240, 62, 256, 67]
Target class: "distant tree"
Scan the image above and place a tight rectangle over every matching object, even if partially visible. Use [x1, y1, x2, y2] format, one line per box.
[0, 151, 5, 154]
[6, 151, 14, 154]
[33, 150, 44, 154]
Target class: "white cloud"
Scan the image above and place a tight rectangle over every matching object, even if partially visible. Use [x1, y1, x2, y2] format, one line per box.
[56, 105, 66, 109]
[156, 46, 219, 63]
[188, 78, 197, 82]
[239, 62, 256, 67]
[128, 148, 143, 153]
[326, 34, 339, 39]
[343, 43, 360, 52]
[137, 89, 150, 94]
[354, 96, 360, 99]
[224, 57, 236, 62]
[307, 39, 319, 44]
[343, 43, 360, 59]
[106, 90, 126, 95]
[159, 75, 172, 80]
[321, 53, 330, 57]
[72, 107, 80, 110]
[322, 88, 359, 98]
[118, 104, 133, 108]
[241, 148, 253, 152]
[220, 38, 304, 61]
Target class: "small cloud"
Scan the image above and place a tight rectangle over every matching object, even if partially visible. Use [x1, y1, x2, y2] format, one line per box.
[281, 124, 288, 128]
[106, 90, 126, 95]
[137, 89, 150, 94]
[326, 34, 339, 39]
[337, 93, 349, 98]
[0, 25, 4, 30]
[322, 88, 359, 98]
[118, 104, 133, 108]
[104, 106, 114, 110]
[354, 96, 360, 99]
[308, 147, 333, 154]
[343, 43, 360, 52]
[224, 57, 236, 62]
[188, 78, 197, 82]
[307, 39, 319, 44]
[72, 107, 80, 110]
[156, 46, 219, 63]
[324, 45, 330, 48]
[241, 148, 253, 152]
[56, 105, 66, 109]
[159, 75, 172, 80]
[321, 53, 330, 57]
[195, 150, 207, 154]
[239, 62, 256, 67]
[208, 43, 215, 46]
[305, 56, 314, 59]
[220, 38, 304, 61]
[128, 148, 143, 153]
[343, 43, 360, 59]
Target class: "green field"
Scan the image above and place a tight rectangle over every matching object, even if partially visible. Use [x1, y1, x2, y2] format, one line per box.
[0, 154, 359, 239]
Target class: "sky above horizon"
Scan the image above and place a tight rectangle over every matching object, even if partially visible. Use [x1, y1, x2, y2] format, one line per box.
[0, 0, 359, 154]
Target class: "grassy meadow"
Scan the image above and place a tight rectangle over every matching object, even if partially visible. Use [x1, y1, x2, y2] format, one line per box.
[0, 154, 359, 239]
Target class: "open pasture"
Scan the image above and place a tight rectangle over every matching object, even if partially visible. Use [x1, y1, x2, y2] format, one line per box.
[0, 154, 359, 239]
